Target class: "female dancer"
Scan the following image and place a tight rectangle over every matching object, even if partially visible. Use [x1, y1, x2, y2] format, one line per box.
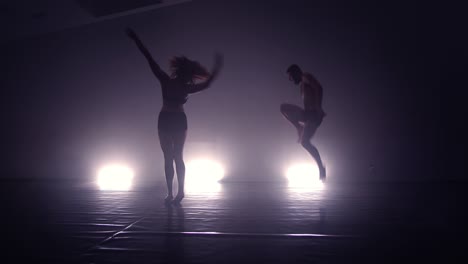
[126, 28, 223, 203]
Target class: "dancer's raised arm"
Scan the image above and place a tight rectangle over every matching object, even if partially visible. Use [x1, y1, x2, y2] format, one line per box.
[126, 28, 169, 83]
[189, 53, 223, 94]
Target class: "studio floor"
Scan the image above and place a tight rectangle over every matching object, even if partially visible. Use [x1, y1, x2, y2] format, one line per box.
[2, 178, 465, 263]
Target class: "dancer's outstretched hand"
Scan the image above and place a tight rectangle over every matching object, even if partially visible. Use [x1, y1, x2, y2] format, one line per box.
[125, 28, 137, 40]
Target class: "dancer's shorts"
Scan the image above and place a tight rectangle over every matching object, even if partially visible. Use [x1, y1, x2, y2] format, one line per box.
[304, 111, 325, 127]
[158, 111, 187, 132]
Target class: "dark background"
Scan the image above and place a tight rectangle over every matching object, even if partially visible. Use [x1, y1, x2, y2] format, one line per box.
[1, 0, 466, 183]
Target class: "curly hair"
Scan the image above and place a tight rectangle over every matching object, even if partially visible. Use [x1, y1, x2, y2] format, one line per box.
[169, 56, 210, 83]
[286, 64, 301, 74]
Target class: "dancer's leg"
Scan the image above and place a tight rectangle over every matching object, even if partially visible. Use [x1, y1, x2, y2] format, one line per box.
[173, 130, 187, 203]
[280, 103, 306, 142]
[159, 130, 175, 201]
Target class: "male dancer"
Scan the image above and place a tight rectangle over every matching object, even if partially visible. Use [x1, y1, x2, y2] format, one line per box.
[280, 64, 326, 181]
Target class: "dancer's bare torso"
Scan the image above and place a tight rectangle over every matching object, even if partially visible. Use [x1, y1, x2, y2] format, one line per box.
[300, 72, 325, 119]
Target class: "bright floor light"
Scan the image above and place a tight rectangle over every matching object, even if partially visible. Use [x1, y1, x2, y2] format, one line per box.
[185, 159, 224, 192]
[97, 164, 134, 191]
[286, 163, 324, 190]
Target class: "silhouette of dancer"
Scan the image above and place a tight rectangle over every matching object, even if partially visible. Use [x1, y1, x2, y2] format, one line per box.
[280, 64, 326, 181]
[126, 28, 223, 203]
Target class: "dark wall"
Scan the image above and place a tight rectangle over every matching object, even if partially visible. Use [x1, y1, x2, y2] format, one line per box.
[2, 0, 464, 182]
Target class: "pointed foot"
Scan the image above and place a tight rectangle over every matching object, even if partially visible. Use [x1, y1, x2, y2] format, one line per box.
[173, 193, 185, 204]
[319, 166, 326, 182]
[164, 195, 173, 204]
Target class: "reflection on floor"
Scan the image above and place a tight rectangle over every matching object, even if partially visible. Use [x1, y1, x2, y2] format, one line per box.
[2, 180, 464, 263]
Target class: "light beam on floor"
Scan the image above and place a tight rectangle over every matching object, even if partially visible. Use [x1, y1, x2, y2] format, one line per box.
[286, 163, 324, 191]
[185, 159, 224, 193]
[97, 164, 134, 191]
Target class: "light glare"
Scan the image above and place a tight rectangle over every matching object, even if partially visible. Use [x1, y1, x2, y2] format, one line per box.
[286, 163, 324, 190]
[97, 164, 134, 191]
[185, 159, 224, 192]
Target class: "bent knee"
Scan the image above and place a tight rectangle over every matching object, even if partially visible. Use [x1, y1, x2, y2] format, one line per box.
[163, 153, 174, 163]
[173, 155, 184, 163]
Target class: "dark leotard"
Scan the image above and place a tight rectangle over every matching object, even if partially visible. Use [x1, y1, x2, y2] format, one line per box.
[158, 83, 189, 132]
